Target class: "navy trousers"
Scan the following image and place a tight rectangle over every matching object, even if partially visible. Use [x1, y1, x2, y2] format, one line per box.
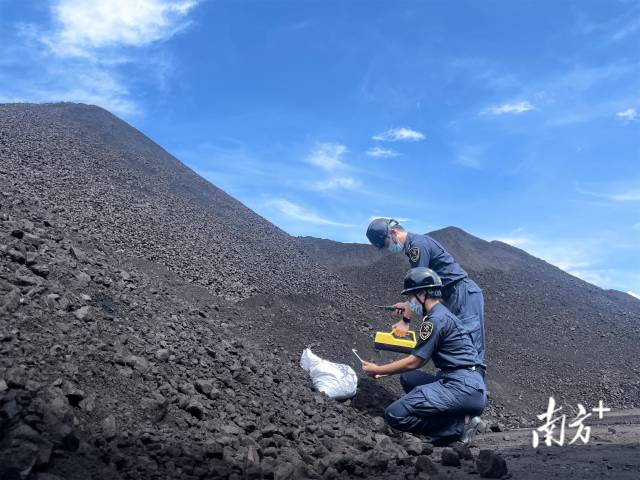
[443, 278, 486, 364]
[384, 370, 486, 439]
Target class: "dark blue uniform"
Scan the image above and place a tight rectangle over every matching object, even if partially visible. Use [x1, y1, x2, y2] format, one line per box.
[404, 232, 486, 364]
[384, 303, 486, 439]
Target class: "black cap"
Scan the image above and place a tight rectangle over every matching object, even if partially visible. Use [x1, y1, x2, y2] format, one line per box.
[401, 267, 443, 295]
[366, 218, 398, 248]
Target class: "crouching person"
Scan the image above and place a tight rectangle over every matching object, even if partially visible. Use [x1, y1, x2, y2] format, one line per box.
[361, 267, 486, 444]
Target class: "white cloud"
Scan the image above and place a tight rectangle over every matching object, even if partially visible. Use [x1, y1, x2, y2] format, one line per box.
[463, 59, 636, 127]
[628, 291, 640, 300]
[306, 143, 348, 172]
[570, 269, 611, 286]
[488, 230, 640, 294]
[494, 236, 531, 247]
[372, 127, 425, 142]
[575, 3, 640, 44]
[616, 107, 638, 121]
[456, 156, 481, 169]
[608, 191, 640, 201]
[577, 184, 640, 202]
[482, 100, 535, 115]
[568, 269, 640, 295]
[46, 0, 198, 58]
[311, 177, 360, 191]
[611, 15, 640, 42]
[454, 145, 486, 169]
[0, 63, 139, 116]
[366, 146, 399, 158]
[1, 1, 200, 117]
[544, 257, 592, 272]
[267, 199, 354, 227]
[488, 230, 592, 271]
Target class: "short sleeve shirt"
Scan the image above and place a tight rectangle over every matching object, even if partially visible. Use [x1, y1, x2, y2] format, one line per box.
[404, 233, 468, 287]
[412, 303, 480, 369]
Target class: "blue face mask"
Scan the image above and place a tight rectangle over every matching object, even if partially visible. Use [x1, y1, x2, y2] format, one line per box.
[387, 237, 403, 253]
[409, 298, 423, 316]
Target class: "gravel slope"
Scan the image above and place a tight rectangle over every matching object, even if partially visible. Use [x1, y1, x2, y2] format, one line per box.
[2, 102, 639, 479]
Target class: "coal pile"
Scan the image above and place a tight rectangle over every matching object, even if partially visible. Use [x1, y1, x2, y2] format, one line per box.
[0, 188, 442, 479]
[2, 103, 486, 479]
[2, 102, 639, 478]
[0, 102, 401, 386]
[0, 103, 347, 302]
[0, 103, 447, 401]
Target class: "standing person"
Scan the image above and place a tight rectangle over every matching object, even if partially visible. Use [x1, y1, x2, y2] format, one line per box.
[361, 267, 486, 443]
[366, 218, 486, 367]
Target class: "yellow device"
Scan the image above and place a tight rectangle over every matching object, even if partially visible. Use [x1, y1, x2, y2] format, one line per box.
[374, 329, 417, 354]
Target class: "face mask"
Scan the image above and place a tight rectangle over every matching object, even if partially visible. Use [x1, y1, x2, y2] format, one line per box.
[409, 297, 423, 316]
[388, 241, 403, 253]
[387, 233, 403, 253]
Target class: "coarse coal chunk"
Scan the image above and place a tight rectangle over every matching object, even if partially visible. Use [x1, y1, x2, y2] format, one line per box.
[476, 449, 508, 478]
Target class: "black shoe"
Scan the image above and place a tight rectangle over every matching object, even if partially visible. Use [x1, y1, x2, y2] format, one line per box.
[461, 416, 482, 444]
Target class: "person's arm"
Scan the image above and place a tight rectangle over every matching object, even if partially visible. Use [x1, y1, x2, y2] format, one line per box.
[406, 236, 432, 268]
[389, 308, 413, 337]
[361, 316, 441, 378]
[362, 355, 426, 377]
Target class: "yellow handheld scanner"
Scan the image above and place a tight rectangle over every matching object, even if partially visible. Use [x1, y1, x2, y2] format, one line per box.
[374, 329, 417, 354]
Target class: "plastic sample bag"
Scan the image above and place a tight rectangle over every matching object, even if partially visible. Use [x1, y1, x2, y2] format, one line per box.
[300, 348, 358, 400]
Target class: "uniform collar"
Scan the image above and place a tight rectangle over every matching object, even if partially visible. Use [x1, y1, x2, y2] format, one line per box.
[426, 302, 445, 318]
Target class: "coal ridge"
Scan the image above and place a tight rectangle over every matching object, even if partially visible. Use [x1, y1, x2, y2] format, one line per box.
[2, 102, 640, 479]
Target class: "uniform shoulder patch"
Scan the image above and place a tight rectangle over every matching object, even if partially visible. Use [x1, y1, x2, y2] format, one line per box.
[408, 246, 420, 264]
[419, 320, 434, 341]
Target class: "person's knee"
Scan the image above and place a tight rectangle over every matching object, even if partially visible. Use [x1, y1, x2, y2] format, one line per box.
[384, 400, 411, 431]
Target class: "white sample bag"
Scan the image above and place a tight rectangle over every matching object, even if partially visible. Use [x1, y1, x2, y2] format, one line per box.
[300, 348, 358, 400]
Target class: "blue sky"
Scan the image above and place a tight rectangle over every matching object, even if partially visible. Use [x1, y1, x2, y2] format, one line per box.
[1, 1, 639, 295]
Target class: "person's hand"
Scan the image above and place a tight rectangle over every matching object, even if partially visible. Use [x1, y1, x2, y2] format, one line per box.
[392, 301, 412, 318]
[361, 360, 380, 378]
[392, 319, 410, 337]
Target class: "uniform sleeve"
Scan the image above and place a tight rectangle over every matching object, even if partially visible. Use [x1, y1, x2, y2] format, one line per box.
[407, 236, 432, 268]
[411, 319, 441, 361]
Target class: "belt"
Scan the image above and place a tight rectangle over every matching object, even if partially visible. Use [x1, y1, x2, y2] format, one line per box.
[464, 365, 486, 380]
[441, 366, 486, 384]
[442, 365, 485, 373]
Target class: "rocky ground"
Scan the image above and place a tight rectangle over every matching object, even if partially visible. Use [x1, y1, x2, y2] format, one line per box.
[476, 409, 640, 479]
[0, 190, 444, 479]
[1, 102, 639, 479]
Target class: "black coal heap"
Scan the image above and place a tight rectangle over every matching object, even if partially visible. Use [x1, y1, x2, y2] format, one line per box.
[1, 103, 639, 479]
